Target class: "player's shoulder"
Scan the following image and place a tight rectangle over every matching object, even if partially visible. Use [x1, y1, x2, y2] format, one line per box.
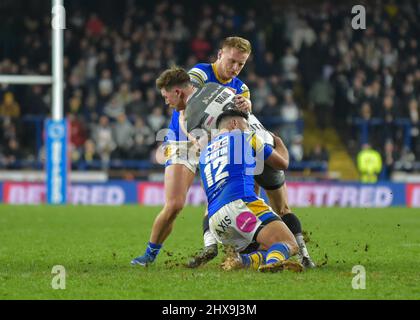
[189, 63, 212, 77]
[190, 63, 212, 72]
[245, 131, 265, 152]
[189, 63, 212, 86]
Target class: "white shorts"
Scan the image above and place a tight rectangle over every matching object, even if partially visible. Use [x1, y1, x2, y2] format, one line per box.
[163, 140, 199, 174]
[209, 198, 280, 252]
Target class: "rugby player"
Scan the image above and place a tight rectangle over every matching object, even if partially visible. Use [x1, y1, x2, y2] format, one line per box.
[199, 108, 303, 272]
[130, 68, 199, 266]
[186, 37, 315, 269]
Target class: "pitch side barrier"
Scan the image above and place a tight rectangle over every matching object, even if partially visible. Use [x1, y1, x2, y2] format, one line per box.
[0, 181, 419, 207]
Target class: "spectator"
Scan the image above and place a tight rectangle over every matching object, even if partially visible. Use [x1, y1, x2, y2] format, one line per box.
[0, 92, 20, 119]
[104, 96, 125, 120]
[2, 1, 419, 177]
[381, 94, 399, 142]
[282, 47, 299, 88]
[147, 107, 166, 133]
[0, 118, 18, 146]
[251, 77, 272, 115]
[309, 74, 335, 130]
[68, 113, 88, 150]
[23, 86, 49, 116]
[86, 13, 105, 37]
[98, 69, 114, 102]
[92, 115, 116, 164]
[125, 90, 148, 118]
[364, 80, 382, 116]
[190, 30, 212, 61]
[68, 90, 83, 115]
[84, 91, 100, 122]
[114, 82, 132, 108]
[357, 144, 383, 183]
[80, 139, 101, 169]
[360, 101, 373, 121]
[382, 140, 398, 180]
[257, 52, 281, 78]
[280, 91, 300, 146]
[394, 147, 416, 172]
[260, 94, 281, 118]
[308, 143, 329, 163]
[112, 113, 135, 159]
[132, 117, 155, 160]
[2, 138, 23, 169]
[407, 98, 419, 159]
[289, 135, 304, 162]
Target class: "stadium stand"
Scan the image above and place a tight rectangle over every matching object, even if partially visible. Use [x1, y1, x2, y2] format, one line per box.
[0, 0, 419, 181]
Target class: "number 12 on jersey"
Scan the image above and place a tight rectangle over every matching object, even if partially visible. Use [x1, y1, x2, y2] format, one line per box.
[204, 156, 229, 188]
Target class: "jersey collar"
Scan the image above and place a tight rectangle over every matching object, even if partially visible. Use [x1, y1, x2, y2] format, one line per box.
[212, 63, 232, 85]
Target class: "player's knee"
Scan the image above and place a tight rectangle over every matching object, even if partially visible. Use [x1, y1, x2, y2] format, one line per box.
[263, 231, 298, 256]
[165, 197, 186, 215]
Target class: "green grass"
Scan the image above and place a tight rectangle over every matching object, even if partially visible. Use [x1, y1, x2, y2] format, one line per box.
[0, 205, 419, 300]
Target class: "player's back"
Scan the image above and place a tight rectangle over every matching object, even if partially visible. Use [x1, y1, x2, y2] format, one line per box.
[199, 131, 264, 217]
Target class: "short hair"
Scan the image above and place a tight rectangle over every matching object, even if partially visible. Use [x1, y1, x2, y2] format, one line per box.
[221, 36, 252, 54]
[156, 66, 191, 90]
[216, 109, 249, 129]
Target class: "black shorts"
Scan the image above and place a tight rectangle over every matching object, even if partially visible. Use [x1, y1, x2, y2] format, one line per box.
[254, 165, 286, 190]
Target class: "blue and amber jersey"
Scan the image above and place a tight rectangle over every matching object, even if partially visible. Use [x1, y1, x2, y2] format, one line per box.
[167, 63, 250, 142]
[200, 131, 273, 216]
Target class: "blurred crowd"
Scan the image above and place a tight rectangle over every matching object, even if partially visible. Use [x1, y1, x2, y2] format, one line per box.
[0, 0, 306, 170]
[1, 0, 419, 177]
[290, 0, 420, 174]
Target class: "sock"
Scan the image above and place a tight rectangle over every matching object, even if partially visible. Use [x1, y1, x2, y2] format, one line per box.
[203, 215, 217, 247]
[204, 230, 218, 247]
[281, 213, 302, 235]
[282, 213, 311, 258]
[145, 242, 162, 261]
[295, 234, 310, 258]
[265, 243, 290, 265]
[240, 251, 267, 270]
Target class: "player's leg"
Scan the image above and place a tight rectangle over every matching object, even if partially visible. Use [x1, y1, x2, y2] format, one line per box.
[186, 209, 218, 268]
[218, 198, 301, 272]
[258, 166, 316, 269]
[187, 178, 265, 269]
[266, 183, 316, 269]
[256, 220, 303, 273]
[131, 164, 195, 266]
[150, 164, 195, 243]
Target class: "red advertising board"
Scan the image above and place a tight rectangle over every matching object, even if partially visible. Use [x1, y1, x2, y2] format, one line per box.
[406, 184, 420, 208]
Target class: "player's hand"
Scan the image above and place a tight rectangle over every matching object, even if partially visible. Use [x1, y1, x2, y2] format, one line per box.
[234, 95, 251, 113]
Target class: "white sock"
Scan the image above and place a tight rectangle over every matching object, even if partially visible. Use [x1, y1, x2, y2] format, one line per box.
[204, 230, 217, 247]
[295, 234, 310, 258]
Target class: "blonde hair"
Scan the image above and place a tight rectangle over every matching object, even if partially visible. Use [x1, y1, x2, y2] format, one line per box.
[156, 66, 191, 90]
[221, 36, 252, 54]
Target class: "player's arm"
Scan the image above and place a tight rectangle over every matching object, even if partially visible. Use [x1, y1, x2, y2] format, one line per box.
[179, 110, 198, 145]
[249, 132, 288, 170]
[264, 133, 289, 170]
